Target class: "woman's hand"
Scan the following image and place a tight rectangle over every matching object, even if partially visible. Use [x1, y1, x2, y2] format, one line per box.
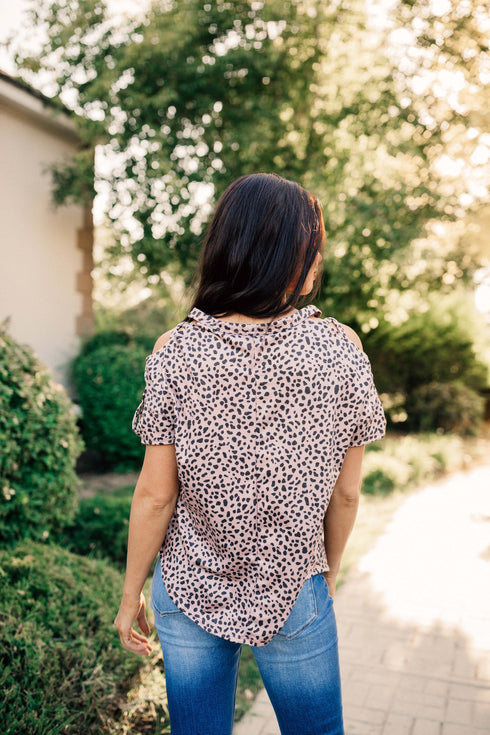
[114, 591, 153, 656]
[323, 572, 337, 599]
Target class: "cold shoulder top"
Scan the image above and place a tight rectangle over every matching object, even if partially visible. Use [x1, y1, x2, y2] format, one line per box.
[132, 304, 386, 646]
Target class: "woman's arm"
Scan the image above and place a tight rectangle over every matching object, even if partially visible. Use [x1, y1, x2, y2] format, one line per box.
[114, 443, 180, 656]
[323, 445, 365, 598]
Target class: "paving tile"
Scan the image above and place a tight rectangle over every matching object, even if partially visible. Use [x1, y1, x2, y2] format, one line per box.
[404, 655, 453, 678]
[233, 717, 262, 735]
[349, 668, 400, 688]
[344, 705, 385, 726]
[442, 725, 489, 735]
[381, 712, 413, 735]
[397, 675, 427, 694]
[364, 683, 395, 711]
[382, 643, 408, 669]
[475, 654, 490, 682]
[342, 680, 370, 706]
[452, 651, 477, 678]
[448, 682, 490, 703]
[339, 662, 356, 683]
[412, 705, 445, 721]
[344, 719, 381, 735]
[472, 701, 490, 728]
[262, 721, 280, 735]
[412, 719, 442, 735]
[445, 698, 473, 725]
[390, 690, 445, 721]
[425, 680, 449, 698]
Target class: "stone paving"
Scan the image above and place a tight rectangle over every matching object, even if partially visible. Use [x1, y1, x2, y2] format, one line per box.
[233, 464, 490, 735]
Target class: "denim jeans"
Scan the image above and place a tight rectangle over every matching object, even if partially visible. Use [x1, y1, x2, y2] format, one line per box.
[151, 565, 344, 735]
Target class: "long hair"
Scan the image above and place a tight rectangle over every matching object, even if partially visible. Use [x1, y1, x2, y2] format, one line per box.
[188, 173, 325, 319]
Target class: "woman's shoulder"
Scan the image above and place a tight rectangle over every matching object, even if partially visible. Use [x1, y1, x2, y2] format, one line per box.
[316, 316, 364, 353]
[152, 329, 174, 354]
[151, 317, 193, 355]
[338, 323, 363, 352]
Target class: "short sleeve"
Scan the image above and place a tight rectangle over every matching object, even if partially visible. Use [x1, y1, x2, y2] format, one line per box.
[132, 352, 175, 445]
[349, 356, 386, 448]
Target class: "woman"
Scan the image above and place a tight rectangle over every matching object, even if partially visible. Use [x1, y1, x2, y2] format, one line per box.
[114, 173, 386, 735]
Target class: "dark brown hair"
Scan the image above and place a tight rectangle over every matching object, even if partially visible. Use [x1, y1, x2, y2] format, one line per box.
[189, 173, 325, 319]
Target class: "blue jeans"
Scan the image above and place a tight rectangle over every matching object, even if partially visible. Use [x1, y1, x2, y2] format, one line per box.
[151, 566, 344, 735]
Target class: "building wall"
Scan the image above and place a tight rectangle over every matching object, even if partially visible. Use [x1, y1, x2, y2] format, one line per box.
[0, 83, 93, 394]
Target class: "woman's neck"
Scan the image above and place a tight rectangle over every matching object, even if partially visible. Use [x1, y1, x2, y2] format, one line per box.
[215, 307, 298, 325]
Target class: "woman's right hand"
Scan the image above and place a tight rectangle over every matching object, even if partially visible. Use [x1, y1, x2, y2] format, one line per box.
[323, 572, 337, 599]
[114, 591, 153, 656]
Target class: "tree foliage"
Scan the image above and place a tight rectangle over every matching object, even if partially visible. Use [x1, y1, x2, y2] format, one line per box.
[364, 299, 488, 396]
[13, 0, 489, 322]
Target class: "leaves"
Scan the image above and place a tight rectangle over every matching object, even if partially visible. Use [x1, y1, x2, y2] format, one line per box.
[12, 0, 489, 316]
[0, 328, 84, 547]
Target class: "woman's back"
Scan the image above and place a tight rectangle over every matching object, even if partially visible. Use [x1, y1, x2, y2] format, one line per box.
[133, 304, 385, 646]
[116, 173, 386, 734]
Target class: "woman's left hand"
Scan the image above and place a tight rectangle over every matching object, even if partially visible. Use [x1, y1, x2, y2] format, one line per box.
[114, 591, 153, 656]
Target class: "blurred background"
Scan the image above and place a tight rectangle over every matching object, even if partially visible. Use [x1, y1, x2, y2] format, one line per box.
[0, 1, 489, 733]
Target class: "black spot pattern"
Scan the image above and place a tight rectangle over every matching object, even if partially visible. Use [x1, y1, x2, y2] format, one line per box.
[132, 304, 386, 646]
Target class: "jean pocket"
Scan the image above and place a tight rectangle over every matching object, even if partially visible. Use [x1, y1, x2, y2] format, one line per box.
[314, 573, 334, 609]
[275, 577, 318, 639]
[150, 565, 183, 617]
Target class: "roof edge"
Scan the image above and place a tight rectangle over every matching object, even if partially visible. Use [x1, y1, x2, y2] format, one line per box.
[0, 70, 78, 140]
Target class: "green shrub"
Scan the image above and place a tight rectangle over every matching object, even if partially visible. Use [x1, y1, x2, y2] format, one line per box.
[362, 433, 467, 496]
[73, 341, 150, 470]
[405, 381, 485, 435]
[77, 329, 154, 359]
[0, 330, 84, 547]
[364, 307, 488, 396]
[61, 494, 132, 567]
[362, 454, 412, 495]
[363, 303, 488, 432]
[0, 542, 143, 735]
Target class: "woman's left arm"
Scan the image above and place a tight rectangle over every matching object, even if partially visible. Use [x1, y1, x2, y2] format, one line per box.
[114, 443, 180, 656]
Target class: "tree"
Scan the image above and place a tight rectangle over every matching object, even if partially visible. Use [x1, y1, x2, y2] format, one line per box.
[12, 0, 489, 324]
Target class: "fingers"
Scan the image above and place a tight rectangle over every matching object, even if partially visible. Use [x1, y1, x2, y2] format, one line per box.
[118, 627, 153, 656]
[323, 572, 336, 599]
[137, 604, 151, 635]
[114, 592, 152, 655]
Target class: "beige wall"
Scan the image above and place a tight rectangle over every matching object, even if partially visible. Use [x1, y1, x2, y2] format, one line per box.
[0, 80, 93, 394]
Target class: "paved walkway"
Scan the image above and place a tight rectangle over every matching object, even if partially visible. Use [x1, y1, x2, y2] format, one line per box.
[234, 464, 490, 735]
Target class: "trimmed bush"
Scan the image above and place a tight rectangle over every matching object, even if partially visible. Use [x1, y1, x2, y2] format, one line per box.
[405, 381, 485, 435]
[73, 340, 150, 470]
[0, 542, 142, 735]
[364, 308, 487, 396]
[61, 493, 132, 568]
[77, 329, 154, 359]
[363, 303, 488, 431]
[0, 330, 83, 547]
[362, 433, 467, 496]
[362, 454, 412, 496]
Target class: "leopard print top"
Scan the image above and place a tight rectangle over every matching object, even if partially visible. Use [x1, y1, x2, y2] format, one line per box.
[132, 304, 386, 646]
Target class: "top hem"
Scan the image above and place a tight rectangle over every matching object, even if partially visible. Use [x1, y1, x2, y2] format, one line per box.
[159, 559, 329, 647]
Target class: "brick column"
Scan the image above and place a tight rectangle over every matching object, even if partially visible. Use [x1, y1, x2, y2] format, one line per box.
[75, 206, 94, 337]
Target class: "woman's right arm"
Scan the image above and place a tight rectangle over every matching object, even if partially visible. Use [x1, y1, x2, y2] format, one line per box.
[322, 445, 365, 598]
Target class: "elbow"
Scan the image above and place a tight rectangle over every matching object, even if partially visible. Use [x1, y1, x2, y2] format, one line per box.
[134, 481, 179, 510]
[332, 482, 361, 507]
[335, 492, 360, 508]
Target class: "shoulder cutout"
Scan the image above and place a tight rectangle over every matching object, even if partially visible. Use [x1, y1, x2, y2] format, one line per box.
[152, 328, 174, 354]
[340, 323, 363, 352]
